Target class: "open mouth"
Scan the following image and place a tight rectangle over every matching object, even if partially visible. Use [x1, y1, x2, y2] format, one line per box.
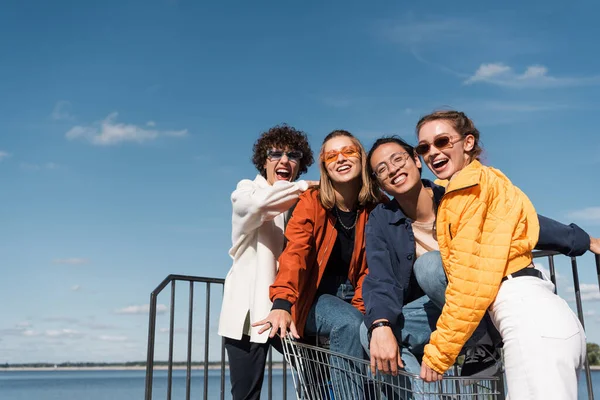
[336, 165, 351, 173]
[391, 173, 407, 185]
[431, 158, 449, 170]
[276, 168, 291, 180]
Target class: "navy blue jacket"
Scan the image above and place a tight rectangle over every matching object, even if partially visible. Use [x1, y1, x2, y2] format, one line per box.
[362, 180, 591, 340]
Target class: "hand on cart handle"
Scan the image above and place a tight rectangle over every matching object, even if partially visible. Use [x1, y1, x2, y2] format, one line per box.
[590, 236, 600, 254]
[420, 361, 443, 383]
[253, 309, 300, 339]
[369, 324, 404, 376]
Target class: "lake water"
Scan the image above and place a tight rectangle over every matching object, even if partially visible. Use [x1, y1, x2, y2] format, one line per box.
[0, 369, 598, 399]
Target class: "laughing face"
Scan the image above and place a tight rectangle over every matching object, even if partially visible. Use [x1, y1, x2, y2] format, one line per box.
[417, 120, 475, 180]
[370, 142, 422, 197]
[322, 136, 362, 184]
[264, 148, 301, 185]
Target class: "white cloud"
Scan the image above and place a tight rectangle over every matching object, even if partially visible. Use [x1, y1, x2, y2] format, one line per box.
[23, 330, 38, 337]
[533, 262, 563, 280]
[16, 321, 32, 328]
[465, 63, 600, 88]
[79, 322, 117, 330]
[568, 283, 600, 301]
[20, 162, 61, 171]
[98, 335, 128, 342]
[115, 304, 167, 315]
[45, 329, 83, 338]
[384, 17, 474, 46]
[321, 96, 353, 108]
[43, 316, 80, 323]
[159, 327, 188, 334]
[71, 284, 81, 292]
[65, 112, 188, 146]
[567, 207, 600, 225]
[51, 101, 74, 121]
[146, 121, 156, 127]
[53, 258, 89, 266]
[0, 151, 10, 161]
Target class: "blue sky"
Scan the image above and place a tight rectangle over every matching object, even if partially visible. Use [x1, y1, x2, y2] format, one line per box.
[1, 0, 600, 364]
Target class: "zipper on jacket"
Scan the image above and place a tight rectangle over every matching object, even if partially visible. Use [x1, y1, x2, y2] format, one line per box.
[442, 182, 478, 197]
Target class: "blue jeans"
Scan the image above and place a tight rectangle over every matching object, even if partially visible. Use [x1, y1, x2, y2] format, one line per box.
[413, 250, 491, 345]
[305, 291, 366, 399]
[360, 295, 440, 399]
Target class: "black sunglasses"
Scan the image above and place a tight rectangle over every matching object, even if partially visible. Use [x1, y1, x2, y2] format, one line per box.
[267, 149, 303, 163]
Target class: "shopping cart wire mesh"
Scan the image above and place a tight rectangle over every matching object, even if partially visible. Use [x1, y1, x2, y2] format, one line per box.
[281, 335, 502, 400]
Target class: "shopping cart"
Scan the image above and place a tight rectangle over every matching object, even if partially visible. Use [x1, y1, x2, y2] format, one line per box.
[281, 335, 502, 400]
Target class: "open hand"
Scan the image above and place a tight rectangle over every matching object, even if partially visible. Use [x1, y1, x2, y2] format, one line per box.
[252, 309, 299, 339]
[590, 236, 600, 255]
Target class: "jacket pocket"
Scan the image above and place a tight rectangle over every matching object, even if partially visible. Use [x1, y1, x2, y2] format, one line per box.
[448, 224, 453, 240]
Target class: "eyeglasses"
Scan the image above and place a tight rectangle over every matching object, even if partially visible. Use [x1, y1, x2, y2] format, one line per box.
[267, 149, 303, 163]
[373, 152, 411, 179]
[322, 146, 361, 165]
[415, 135, 464, 156]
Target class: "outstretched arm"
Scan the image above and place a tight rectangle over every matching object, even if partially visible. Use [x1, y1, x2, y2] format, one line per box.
[536, 214, 591, 256]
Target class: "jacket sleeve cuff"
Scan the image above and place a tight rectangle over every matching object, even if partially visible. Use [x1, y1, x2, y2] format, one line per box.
[272, 299, 293, 314]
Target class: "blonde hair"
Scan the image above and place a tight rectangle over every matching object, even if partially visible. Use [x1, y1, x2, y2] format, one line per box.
[318, 130, 380, 210]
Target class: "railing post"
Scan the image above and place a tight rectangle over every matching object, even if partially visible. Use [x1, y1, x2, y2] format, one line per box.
[186, 282, 194, 400]
[596, 254, 600, 292]
[571, 257, 595, 400]
[548, 255, 557, 294]
[167, 281, 176, 400]
[268, 346, 273, 400]
[145, 292, 158, 400]
[203, 283, 211, 400]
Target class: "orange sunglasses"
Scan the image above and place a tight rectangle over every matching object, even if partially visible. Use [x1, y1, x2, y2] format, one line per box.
[322, 145, 361, 165]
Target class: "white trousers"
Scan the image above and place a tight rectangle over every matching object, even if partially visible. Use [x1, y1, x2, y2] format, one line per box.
[489, 274, 586, 400]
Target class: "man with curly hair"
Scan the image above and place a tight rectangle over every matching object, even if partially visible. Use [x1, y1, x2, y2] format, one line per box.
[218, 124, 316, 400]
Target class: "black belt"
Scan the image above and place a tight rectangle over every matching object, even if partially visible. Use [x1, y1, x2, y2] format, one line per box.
[502, 267, 543, 282]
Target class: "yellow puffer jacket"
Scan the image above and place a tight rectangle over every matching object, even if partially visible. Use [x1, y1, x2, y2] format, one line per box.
[423, 160, 540, 373]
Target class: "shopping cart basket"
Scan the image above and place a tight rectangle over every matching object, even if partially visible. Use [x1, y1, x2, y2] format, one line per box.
[281, 335, 502, 400]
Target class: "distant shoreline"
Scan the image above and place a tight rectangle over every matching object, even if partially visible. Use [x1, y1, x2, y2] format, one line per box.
[2, 364, 599, 372]
[0, 362, 287, 372]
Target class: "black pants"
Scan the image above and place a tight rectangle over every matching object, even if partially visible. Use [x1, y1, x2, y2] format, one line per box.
[224, 335, 282, 400]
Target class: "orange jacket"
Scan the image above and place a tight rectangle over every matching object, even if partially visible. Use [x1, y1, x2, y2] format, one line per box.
[423, 160, 540, 373]
[269, 188, 376, 337]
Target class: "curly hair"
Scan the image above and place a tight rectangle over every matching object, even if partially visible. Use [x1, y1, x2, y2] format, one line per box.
[415, 110, 483, 161]
[252, 124, 314, 179]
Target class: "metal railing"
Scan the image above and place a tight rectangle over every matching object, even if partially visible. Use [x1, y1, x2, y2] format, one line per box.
[143, 274, 288, 400]
[144, 252, 600, 400]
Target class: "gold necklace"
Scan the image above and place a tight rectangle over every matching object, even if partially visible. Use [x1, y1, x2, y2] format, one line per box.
[334, 207, 358, 230]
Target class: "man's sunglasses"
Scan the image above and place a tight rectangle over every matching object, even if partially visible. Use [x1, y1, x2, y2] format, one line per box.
[415, 135, 464, 156]
[267, 149, 303, 163]
[322, 146, 361, 165]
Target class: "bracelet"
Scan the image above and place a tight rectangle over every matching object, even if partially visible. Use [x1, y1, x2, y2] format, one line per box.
[367, 321, 392, 345]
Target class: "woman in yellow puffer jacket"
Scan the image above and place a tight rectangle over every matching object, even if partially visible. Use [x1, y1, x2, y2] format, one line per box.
[414, 110, 586, 400]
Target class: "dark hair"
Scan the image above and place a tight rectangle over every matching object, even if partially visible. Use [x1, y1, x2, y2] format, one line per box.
[366, 135, 421, 176]
[252, 124, 314, 179]
[415, 110, 483, 160]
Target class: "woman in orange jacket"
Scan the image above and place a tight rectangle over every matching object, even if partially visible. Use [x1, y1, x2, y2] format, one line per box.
[415, 110, 586, 399]
[254, 129, 382, 398]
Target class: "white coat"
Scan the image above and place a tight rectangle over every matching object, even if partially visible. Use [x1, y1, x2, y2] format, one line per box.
[218, 174, 309, 343]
